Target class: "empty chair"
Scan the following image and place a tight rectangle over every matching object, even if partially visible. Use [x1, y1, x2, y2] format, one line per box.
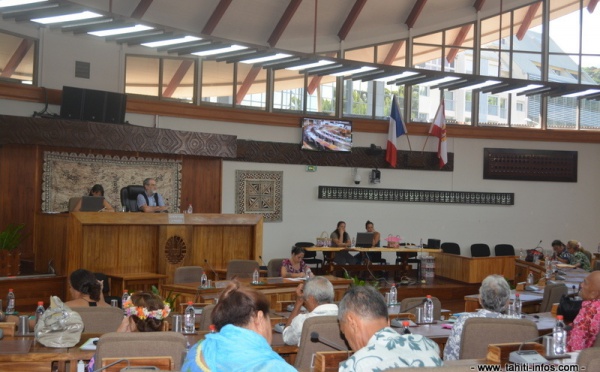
[577, 347, 600, 369]
[494, 244, 515, 256]
[96, 332, 187, 370]
[68, 197, 81, 212]
[365, 250, 386, 265]
[267, 258, 284, 277]
[400, 296, 442, 321]
[119, 185, 145, 212]
[441, 242, 461, 255]
[539, 283, 568, 312]
[295, 242, 323, 271]
[294, 315, 349, 371]
[470, 243, 491, 257]
[459, 317, 538, 359]
[74, 307, 124, 333]
[226, 259, 259, 280]
[396, 251, 421, 277]
[174, 266, 204, 284]
[198, 304, 216, 331]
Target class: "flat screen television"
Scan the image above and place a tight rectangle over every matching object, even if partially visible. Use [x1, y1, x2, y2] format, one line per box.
[301, 117, 352, 152]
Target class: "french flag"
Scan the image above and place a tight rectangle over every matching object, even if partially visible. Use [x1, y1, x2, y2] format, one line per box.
[385, 95, 407, 168]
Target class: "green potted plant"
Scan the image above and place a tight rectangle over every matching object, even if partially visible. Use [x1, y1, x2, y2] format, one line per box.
[0, 223, 25, 276]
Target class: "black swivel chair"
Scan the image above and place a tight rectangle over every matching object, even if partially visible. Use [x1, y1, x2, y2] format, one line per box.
[470, 243, 491, 257]
[441, 242, 461, 255]
[295, 242, 323, 272]
[395, 243, 420, 277]
[494, 244, 515, 256]
[120, 185, 145, 212]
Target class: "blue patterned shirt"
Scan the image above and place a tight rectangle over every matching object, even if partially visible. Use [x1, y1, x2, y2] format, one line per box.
[339, 327, 442, 371]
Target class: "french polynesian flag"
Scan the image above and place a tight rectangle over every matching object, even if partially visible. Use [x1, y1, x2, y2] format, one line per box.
[385, 95, 407, 168]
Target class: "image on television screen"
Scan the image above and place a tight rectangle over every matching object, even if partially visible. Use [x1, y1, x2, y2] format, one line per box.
[301, 118, 352, 152]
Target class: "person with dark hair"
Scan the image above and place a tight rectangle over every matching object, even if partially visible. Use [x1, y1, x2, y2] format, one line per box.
[137, 177, 169, 213]
[281, 245, 314, 278]
[119, 291, 171, 332]
[338, 285, 442, 371]
[182, 282, 296, 371]
[65, 269, 110, 307]
[365, 220, 380, 247]
[551, 239, 571, 264]
[72, 184, 114, 212]
[331, 221, 360, 265]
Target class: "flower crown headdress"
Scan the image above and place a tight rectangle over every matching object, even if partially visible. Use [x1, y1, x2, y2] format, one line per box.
[123, 299, 171, 320]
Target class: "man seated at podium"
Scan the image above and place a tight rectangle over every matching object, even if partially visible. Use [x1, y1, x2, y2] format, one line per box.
[282, 277, 338, 345]
[338, 286, 442, 371]
[137, 177, 169, 213]
[567, 270, 600, 351]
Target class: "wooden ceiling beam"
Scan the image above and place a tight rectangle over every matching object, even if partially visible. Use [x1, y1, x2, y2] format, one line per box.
[516, 2, 541, 40]
[405, 0, 427, 29]
[236, 65, 262, 104]
[473, 0, 485, 12]
[131, 0, 153, 19]
[162, 59, 193, 98]
[383, 40, 404, 65]
[1, 39, 34, 78]
[337, 0, 367, 41]
[446, 24, 472, 63]
[202, 0, 233, 35]
[268, 0, 303, 47]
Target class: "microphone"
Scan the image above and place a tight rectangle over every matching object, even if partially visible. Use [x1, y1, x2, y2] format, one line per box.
[204, 259, 219, 281]
[509, 325, 573, 364]
[310, 331, 348, 351]
[401, 298, 428, 313]
[94, 358, 130, 372]
[390, 299, 427, 327]
[535, 240, 543, 249]
[258, 255, 267, 270]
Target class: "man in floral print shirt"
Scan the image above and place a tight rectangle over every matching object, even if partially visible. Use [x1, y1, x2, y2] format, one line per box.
[567, 271, 600, 351]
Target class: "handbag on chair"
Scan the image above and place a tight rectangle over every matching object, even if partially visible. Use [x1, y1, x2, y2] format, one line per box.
[35, 296, 84, 347]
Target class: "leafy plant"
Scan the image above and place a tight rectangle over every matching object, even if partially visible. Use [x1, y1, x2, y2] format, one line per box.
[0, 223, 25, 252]
[152, 285, 180, 310]
[342, 268, 381, 289]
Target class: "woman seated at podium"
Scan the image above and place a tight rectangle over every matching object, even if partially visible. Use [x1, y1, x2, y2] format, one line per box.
[72, 184, 114, 212]
[331, 221, 361, 265]
[281, 246, 314, 278]
[182, 282, 296, 372]
[66, 269, 110, 308]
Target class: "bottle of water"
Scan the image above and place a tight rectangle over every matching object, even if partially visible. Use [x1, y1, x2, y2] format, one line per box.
[514, 293, 522, 317]
[519, 249, 525, 260]
[187, 204, 193, 214]
[184, 301, 196, 333]
[121, 290, 130, 313]
[527, 272, 534, 285]
[252, 268, 260, 284]
[402, 321, 411, 334]
[6, 289, 15, 315]
[423, 295, 434, 323]
[200, 272, 208, 288]
[35, 301, 45, 324]
[389, 284, 397, 306]
[553, 315, 567, 355]
[305, 267, 311, 280]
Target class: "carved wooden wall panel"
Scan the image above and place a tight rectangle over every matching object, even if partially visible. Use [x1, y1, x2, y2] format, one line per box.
[484, 148, 577, 182]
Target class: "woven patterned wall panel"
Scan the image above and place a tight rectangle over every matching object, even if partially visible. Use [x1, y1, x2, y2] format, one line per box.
[484, 148, 577, 182]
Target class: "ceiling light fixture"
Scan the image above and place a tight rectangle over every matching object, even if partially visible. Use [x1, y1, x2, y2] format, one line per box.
[240, 53, 291, 64]
[192, 45, 247, 57]
[286, 60, 334, 70]
[88, 24, 153, 37]
[142, 36, 201, 48]
[331, 66, 376, 77]
[462, 80, 502, 90]
[562, 89, 600, 98]
[419, 76, 461, 87]
[32, 10, 102, 24]
[0, 0, 46, 8]
[375, 71, 419, 82]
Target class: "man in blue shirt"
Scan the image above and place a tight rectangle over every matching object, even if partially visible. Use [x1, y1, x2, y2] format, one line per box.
[136, 178, 169, 213]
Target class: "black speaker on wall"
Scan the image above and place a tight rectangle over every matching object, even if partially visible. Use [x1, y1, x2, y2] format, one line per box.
[60, 86, 126, 124]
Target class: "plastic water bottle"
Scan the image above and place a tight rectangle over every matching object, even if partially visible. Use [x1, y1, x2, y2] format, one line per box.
[200, 272, 208, 288]
[35, 301, 45, 324]
[305, 267, 311, 280]
[252, 268, 260, 284]
[187, 204, 193, 214]
[527, 272, 534, 286]
[402, 321, 411, 334]
[423, 295, 434, 323]
[519, 249, 525, 260]
[553, 315, 567, 355]
[121, 289, 130, 314]
[6, 289, 15, 315]
[184, 301, 196, 333]
[514, 293, 522, 317]
[389, 284, 397, 306]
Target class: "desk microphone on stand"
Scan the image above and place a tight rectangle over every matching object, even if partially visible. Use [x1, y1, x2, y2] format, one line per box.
[390, 299, 427, 327]
[508, 325, 572, 364]
[204, 259, 219, 281]
[258, 255, 268, 271]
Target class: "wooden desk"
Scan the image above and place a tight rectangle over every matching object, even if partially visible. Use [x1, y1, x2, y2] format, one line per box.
[106, 272, 168, 297]
[431, 252, 515, 283]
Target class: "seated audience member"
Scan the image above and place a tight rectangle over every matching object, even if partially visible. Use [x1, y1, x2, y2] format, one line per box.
[338, 286, 442, 371]
[567, 271, 600, 351]
[281, 245, 314, 278]
[567, 240, 591, 272]
[551, 239, 571, 264]
[331, 221, 360, 265]
[73, 184, 114, 212]
[365, 220, 381, 247]
[182, 282, 296, 372]
[444, 274, 515, 360]
[283, 276, 338, 345]
[66, 269, 110, 308]
[87, 291, 170, 371]
[137, 177, 169, 213]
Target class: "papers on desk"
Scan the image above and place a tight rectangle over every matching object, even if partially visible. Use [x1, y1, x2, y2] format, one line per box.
[286, 277, 306, 282]
[80, 337, 98, 351]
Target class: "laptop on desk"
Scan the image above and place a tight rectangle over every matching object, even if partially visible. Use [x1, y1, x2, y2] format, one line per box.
[79, 196, 105, 211]
[355, 232, 374, 248]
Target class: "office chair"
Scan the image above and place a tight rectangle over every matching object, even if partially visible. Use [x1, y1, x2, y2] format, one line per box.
[226, 260, 259, 280]
[470, 243, 491, 257]
[295, 242, 323, 271]
[400, 296, 442, 320]
[294, 315, 350, 371]
[459, 317, 538, 359]
[494, 244, 515, 256]
[441, 242, 461, 255]
[75, 307, 124, 334]
[539, 283, 568, 313]
[119, 185, 145, 212]
[267, 258, 285, 277]
[174, 266, 204, 284]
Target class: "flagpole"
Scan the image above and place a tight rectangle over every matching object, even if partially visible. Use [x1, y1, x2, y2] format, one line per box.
[405, 134, 413, 152]
[421, 135, 430, 152]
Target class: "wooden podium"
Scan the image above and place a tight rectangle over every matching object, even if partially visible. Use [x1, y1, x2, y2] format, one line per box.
[35, 212, 263, 297]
